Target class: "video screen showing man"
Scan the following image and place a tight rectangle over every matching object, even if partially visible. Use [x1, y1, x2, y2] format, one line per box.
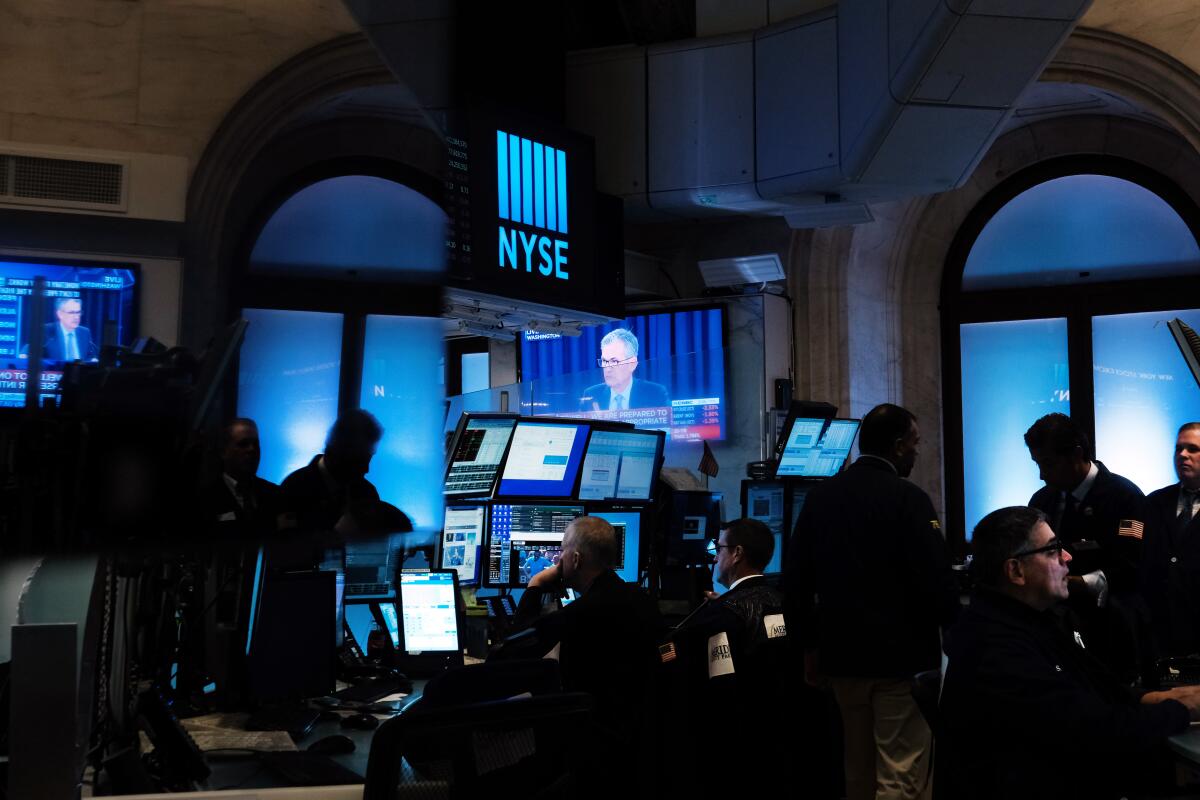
[25, 297, 96, 363]
[578, 328, 669, 412]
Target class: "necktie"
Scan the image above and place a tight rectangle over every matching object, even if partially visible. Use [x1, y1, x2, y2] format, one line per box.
[67, 331, 78, 361]
[614, 394, 625, 411]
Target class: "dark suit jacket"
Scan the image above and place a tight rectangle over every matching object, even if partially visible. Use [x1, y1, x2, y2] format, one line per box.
[279, 455, 380, 533]
[41, 322, 93, 361]
[938, 589, 1188, 800]
[786, 456, 959, 678]
[1029, 461, 1146, 591]
[578, 378, 670, 411]
[199, 475, 281, 541]
[1141, 483, 1200, 656]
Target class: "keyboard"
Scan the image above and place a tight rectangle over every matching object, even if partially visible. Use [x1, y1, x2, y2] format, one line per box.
[260, 752, 364, 786]
[332, 678, 412, 704]
[244, 706, 320, 739]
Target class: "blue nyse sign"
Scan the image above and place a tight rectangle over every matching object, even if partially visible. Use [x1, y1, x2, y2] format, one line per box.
[496, 130, 569, 281]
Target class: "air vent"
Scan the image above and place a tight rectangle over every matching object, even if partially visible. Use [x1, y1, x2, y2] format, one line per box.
[0, 152, 127, 212]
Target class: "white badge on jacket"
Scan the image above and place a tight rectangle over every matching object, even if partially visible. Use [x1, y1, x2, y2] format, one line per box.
[708, 632, 735, 678]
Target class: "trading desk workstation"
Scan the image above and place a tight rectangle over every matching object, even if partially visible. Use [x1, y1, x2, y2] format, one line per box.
[47, 403, 862, 798]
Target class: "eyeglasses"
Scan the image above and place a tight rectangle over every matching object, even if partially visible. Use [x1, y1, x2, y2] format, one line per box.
[1011, 538, 1067, 560]
[597, 356, 636, 369]
[706, 539, 735, 557]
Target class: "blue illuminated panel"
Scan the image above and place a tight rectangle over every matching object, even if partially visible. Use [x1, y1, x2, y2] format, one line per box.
[238, 308, 342, 483]
[360, 315, 445, 530]
[960, 318, 1070, 539]
[496, 130, 568, 235]
[1093, 309, 1200, 493]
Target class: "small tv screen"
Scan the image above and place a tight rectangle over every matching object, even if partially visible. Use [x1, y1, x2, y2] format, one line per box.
[520, 306, 726, 441]
[0, 259, 138, 407]
[495, 420, 590, 499]
[776, 417, 861, 478]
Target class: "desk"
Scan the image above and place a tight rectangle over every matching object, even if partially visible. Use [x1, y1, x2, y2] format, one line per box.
[1168, 723, 1200, 765]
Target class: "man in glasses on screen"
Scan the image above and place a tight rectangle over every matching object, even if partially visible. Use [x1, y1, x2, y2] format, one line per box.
[579, 327, 669, 412]
[939, 506, 1200, 800]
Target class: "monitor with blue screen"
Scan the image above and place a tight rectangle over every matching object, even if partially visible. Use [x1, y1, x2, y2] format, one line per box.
[495, 420, 590, 499]
[775, 417, 861, 478]
[587, 509, 643, 583]
[743, 483, 785, 575]
[577, 428, 663, 501]
[440, 505, 485, 585]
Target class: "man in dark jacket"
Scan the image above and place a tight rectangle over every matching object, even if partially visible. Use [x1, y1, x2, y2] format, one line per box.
[199, 417, 281, 540]
[662, 517, 788, 795]
[939, 506, 1200, 800]
[787, 403, 959, 800]
[1141, 422, 1200, 657]
[1025, 412, 1148, 682]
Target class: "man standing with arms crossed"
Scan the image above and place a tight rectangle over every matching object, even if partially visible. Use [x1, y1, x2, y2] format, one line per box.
[787, 403, 958, 800]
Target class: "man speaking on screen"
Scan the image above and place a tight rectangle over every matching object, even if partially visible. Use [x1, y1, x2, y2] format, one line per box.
[579, 328, 669, 412]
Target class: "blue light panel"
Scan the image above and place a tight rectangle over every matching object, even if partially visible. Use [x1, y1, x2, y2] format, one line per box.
[960, 318, 1070, 539]
[1093, 308, 1200, 493]
[497, 131, 510, 221]
[238, 308, 343, 483]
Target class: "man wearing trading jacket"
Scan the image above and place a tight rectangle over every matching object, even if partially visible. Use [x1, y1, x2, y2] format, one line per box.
[661, 518, 788, 795]
[1025, 413, 1148, 683]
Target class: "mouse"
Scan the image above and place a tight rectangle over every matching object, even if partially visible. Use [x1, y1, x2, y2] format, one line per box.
[307, 734, 356, 755]
[340, 712, 379, 731]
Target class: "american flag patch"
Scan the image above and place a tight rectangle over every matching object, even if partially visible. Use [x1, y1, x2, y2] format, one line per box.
[1118, 519, 1144, 540]
[659, 642, 677, 663]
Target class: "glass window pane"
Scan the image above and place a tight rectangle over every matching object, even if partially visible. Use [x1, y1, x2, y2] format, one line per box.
[238, 308, 343, 484]
[461, 352, 490, 395]
[360, 315, 445, 530]
[961, 318, 1070, 538]
[963, 175, 1200, 291]
[1093, 309, 1200, 493]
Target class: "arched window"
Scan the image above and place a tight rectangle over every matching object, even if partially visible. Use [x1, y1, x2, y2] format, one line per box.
[943, 158, 1200, 541]
[234, 169, 448, 529]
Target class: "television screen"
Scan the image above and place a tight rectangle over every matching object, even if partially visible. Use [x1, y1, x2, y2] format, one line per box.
[577, 428, 663, 501]
[520, 307, 726, 441]
[0, 259, 138, 407]
[444, 413, 518, 497]
[495, 420, 590, 499]
[440, 505, 485, 585]
[775, 418, 861, 478]
[484, 503, 583, 587]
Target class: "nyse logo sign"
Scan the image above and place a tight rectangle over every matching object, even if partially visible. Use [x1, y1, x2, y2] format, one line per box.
[496, 130, 569, 281]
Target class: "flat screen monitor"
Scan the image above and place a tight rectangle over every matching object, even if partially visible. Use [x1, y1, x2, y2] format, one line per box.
[343, 534, 405, 599]
[444, 413, 518, 497]
[587, 509, 642, 583]
[577, 428, 663, 501]
[484, 504, 584, 587]
[521, 306, 727, 441]
[395, 570, 463, 655]
[245, 571, 336, 704]
[440, 505, 485, 585]
[744, 482, 785, 575]
[0, 258, 139, 407]
[775, 417, 861, 478]
[495, 420, 590, 499]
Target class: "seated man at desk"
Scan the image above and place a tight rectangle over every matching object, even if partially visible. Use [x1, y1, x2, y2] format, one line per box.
[510, 516, 664, 791]
[939, 506, 1200, 800]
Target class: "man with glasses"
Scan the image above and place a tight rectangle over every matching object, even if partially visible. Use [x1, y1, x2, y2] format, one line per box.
[787, 403, 958, 800]
[37, 296, 95, 362]
[1141, 422, 1200, 658]
[579, 327, 669, 412]
[660, 518, 788, 794]
[939, 506, 1200, 800]
[1025, 412, 1147, 683]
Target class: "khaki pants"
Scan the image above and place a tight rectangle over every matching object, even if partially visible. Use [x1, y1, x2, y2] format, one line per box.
[829, 677, 933, 800]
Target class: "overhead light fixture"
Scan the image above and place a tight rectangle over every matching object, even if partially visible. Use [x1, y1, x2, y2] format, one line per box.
[697, 253, 785, 288]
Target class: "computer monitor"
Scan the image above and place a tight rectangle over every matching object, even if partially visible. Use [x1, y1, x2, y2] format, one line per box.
[484, 504, 584, 587]
[775, 417, 861, 478]
[577, 428, 664, 501]
[664, 491, 723, 566]
[444, 413, 518, 497]
[587, 509, 643, 583]
[245, 570, 336, 704]
[494, 420, 591, 499]
[343, 534, 404, 599]
[395, 570, 464, 656]
[742, 482, 785, 575]
[440, 505, 486, 585]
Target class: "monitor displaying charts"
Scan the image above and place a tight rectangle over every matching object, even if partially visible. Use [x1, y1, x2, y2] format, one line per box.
[775, 417, 861, 478]
[444, 414, 518, 497]
[576, 428, 663, 501]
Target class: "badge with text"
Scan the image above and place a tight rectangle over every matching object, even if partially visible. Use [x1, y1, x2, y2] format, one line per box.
[707, 632, 735, 678]
[764, 614, 787, 639]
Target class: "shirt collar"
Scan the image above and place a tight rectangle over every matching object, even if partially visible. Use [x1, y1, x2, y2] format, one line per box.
[1070, 461, 1099, 503]
[222, 472, 239, 495]
[727, 574, 763, 591]
[856, 454, 897, 474]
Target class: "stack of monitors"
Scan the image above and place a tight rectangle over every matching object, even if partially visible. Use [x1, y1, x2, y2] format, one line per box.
[775, 417, 861, 478]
